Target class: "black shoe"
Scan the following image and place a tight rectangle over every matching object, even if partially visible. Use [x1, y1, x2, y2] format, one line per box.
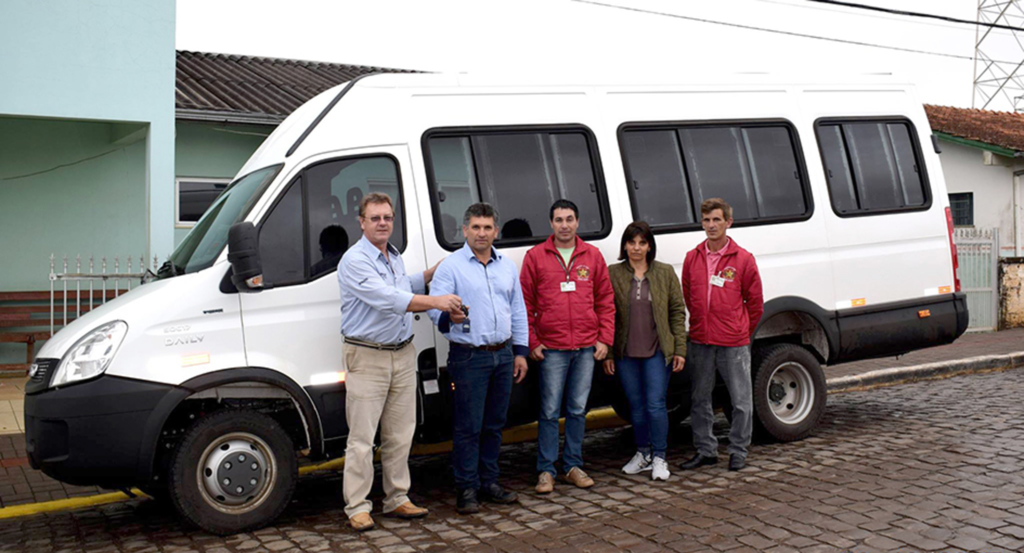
[729, 454, 746, 471]
[679, 453, 718, 470]
[456, 488, 480, 514]
[480, 482, 518, 504]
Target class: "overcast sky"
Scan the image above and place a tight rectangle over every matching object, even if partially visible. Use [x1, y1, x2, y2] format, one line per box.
[177, 0, 1021, 110]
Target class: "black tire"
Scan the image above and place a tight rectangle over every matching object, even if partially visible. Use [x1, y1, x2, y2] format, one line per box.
[167, 410, 298, 535]
[751, 344, 826, 442]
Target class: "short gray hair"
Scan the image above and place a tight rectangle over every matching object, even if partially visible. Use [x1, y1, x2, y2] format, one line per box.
[463, 202, 500, 227]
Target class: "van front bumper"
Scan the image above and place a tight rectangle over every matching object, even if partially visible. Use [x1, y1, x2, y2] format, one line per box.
[25, 374, 185, 488]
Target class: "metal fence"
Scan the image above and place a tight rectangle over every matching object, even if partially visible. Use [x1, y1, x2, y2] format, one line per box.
[49, 254, 158, 333]
[953, 228, 999, 331]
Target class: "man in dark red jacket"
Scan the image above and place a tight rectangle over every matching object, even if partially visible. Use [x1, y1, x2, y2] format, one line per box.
[679, 198, 764, 472]
[521, 199, 615, 494]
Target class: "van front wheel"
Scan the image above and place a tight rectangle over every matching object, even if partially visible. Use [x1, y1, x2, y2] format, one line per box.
[168, 410, 297, 535]
[752, 344, 826, 442]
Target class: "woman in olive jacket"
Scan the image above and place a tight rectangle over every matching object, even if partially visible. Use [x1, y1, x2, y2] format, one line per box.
[603, 221, 687, 481]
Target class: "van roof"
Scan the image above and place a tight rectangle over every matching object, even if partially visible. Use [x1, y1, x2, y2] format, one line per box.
[357, 71, 912, 89]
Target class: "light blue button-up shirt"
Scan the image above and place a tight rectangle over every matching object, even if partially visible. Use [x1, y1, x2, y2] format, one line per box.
[428, 243, 530, 357]
[338, 235, 425, 344]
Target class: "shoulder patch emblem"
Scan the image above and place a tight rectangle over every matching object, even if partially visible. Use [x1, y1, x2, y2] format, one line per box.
[575, 265, 591, 281]
[722, 266, 737, 282]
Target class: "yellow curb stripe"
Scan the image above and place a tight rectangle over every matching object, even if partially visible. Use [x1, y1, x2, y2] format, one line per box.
[0, 487, 145, 519]
[0, 407, 625, 518]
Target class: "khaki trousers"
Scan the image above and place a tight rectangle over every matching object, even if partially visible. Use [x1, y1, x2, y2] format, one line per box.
[342, 341, 418, 517]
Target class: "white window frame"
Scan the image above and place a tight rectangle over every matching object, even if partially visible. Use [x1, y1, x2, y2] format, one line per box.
[175, 177, 232, 229]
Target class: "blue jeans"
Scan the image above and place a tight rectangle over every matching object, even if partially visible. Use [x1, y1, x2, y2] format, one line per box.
[688, 342, 753, 459]
[617, 351, 670, 459]
[537, 347, 595, 476]
[447, 343, 514, 491]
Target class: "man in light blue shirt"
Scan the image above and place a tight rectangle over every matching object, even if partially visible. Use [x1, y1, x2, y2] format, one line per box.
[337, 192, 461, 532]
[428, 203, 529, 514]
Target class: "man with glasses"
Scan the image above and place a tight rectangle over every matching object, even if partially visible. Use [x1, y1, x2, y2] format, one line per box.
[337, 192, 462, 531]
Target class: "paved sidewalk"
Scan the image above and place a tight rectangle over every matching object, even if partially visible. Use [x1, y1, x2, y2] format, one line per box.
[824, 327, 1024, 380]
[0, 328, 1021, 510]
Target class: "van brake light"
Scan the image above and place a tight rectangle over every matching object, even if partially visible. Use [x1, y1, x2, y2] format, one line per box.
[944, 207, 961, 292]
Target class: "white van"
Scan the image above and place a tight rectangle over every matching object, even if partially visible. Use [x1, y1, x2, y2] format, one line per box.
[25, 73, 967, 534]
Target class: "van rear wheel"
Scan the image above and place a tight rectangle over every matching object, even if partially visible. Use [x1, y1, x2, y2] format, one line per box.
[168, 410, 297, 535]
[752, 344, 826, 442]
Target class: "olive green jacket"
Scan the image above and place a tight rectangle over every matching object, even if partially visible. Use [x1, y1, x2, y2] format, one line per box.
[608, 260, 688, 361]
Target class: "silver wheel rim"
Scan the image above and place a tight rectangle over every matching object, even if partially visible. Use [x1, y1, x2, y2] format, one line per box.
[766, 362, 815, 425]
[197, 432, 276, 515]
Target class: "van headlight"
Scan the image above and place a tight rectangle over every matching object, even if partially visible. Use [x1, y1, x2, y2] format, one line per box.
[52, 321, 128, 387]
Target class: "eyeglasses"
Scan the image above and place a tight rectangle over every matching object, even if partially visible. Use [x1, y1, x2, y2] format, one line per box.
[364, 215, 395, 224]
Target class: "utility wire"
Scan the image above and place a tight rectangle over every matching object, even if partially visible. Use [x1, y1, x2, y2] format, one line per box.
[749, 0, 1003, 34]
[805, 0, 1024, 32]
[571, 0, 1010, 63]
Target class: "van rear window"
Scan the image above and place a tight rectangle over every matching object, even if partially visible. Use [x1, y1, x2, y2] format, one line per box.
[816, 119, 930, 216]
[619, 122, 811, 231]
[423, 126, 610, 249]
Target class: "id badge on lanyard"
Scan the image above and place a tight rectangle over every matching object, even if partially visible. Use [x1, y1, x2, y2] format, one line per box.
[558, 253, 576, 293]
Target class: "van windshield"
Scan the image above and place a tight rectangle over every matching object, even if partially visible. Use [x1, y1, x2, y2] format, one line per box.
[159, 165, 283, 279]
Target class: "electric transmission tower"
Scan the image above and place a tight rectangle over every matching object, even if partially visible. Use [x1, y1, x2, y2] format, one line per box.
[974, 0, 1024, 111]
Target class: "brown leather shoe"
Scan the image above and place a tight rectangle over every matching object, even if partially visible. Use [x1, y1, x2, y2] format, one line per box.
[564, 467, 595, 488]
[349, 512, 375, 532]
[536, 472, 555, 494]
[386, 501, 429, 519]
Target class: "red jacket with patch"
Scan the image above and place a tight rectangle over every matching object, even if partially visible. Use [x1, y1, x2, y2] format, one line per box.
[682, 239, 764, 347]
[520, 235, 616, 351]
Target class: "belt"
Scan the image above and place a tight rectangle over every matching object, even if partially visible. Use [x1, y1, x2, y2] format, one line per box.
[451, 340, 510, 352]
[344, 336, 414, 351]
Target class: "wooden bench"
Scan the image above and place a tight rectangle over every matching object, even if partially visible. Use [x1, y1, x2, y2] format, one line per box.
[0, 290, 124, 376]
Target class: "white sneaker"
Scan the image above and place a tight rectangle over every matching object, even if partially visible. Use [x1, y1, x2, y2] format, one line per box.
[651, 457, 670, 481]
[622, 451, 652, 474]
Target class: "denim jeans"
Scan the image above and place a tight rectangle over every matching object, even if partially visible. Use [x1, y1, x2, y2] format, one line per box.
[688, 341, 753, 459]
[447, 343, 514, 491]
[617, 351, 670, 459]
[537, 347, 595, 476]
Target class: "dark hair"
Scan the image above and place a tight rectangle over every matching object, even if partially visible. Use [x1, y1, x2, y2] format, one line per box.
[501, 218, 532, 239]
[319, 225, 349, 255]
[463, 202, 500, 226]
[549, 199, 579, 221]
[618, 221, 656, 265]
[700, 197, 733, 220]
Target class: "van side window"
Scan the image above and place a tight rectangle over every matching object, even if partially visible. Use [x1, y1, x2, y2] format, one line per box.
[257, 155, 405, 287]
[620, 122, 809, 230]
[816, 119, 929, 215]
[260, 180, 305, 286]
[305, 156, 405, 279]
[424, 127, 609, 248]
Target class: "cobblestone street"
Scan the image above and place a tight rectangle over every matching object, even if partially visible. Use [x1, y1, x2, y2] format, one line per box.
[1, 368, 1023, 552]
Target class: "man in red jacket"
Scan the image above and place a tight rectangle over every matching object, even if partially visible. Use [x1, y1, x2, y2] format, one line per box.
[521, 199, 615, 494]
[679, 198, 764, 472]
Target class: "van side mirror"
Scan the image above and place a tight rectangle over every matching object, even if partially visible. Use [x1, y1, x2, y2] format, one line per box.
[228, 222, 264, 292]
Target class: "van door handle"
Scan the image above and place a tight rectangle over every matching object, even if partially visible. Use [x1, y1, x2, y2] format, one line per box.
[633, 179, 639, 190]
[589, 182, 595, 193]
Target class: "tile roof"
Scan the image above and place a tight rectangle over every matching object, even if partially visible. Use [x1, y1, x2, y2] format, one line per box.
[175, 51, 418, 124]
[925, 104, 1024, 154]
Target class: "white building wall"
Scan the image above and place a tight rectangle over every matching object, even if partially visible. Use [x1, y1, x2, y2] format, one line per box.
[936, 140, 1019, 256]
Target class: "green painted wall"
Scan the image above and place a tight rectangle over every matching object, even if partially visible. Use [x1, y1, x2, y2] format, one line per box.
[0, 0, 176, 266]
[174, 121, 273, 245]
[0, 117, 147, 290]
